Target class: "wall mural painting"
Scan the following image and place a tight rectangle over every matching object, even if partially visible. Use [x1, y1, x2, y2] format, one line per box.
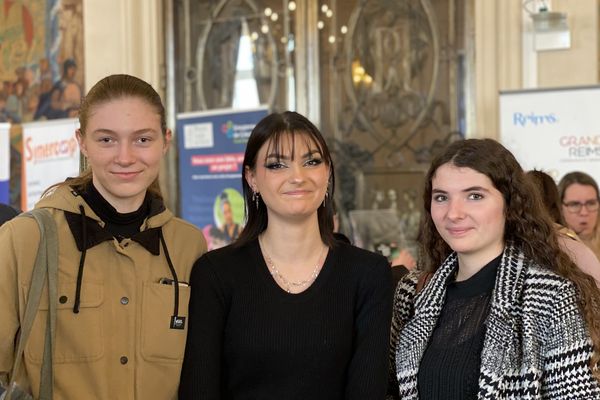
[0, 0, 84, 208]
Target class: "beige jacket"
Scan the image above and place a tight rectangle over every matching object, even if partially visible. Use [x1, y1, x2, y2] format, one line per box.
[0, 185, 206, 399]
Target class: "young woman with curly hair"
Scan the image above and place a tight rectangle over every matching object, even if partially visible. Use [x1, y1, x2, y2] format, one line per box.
[388, 138, 600, 400]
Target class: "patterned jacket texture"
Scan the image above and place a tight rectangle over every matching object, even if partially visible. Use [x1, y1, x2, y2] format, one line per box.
[387, 244, 600, 400]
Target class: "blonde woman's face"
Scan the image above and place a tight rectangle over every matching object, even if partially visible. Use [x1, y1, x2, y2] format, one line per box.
[77, 97, 171, 213]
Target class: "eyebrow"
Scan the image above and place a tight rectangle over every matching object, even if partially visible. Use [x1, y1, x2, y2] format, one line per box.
[432, 186, 491, 194]
[265, 149, 322, 160]
[91, 128, 157, 135]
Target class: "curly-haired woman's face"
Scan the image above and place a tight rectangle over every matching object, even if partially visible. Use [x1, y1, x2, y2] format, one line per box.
[430, 163, 506, 267]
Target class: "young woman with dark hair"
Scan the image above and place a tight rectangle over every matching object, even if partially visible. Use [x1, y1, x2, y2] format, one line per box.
[0, 74, 206, 399]
[179, 111, 393, 399]
[388, 139, 600, 399]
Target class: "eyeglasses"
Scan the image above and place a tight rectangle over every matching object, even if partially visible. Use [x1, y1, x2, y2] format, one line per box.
[563, 199, 600, 213]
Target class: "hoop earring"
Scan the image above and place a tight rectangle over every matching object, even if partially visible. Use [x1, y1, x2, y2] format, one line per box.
[252, 191, 260, 210]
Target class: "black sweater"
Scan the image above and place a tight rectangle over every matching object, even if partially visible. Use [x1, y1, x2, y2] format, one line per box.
[179, 239, 393, 400]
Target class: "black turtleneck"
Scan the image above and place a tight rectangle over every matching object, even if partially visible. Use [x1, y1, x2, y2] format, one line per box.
[79, 183, 150, 240]
[417, 253, 501, 400]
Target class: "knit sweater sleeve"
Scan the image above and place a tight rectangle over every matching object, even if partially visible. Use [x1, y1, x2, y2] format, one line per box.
[344, 254, 393, 400]
[540, 278, 600, 398]
[178, 253, 228, 400]
[386, 271, 419, 399]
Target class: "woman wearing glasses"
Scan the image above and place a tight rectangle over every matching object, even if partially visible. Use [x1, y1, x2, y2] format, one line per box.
[527, 170, 600, 286]
[558, 171, 600, 260]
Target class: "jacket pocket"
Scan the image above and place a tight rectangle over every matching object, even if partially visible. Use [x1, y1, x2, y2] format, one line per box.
[140, 282, 191, 362]
[23, 282, 104, 364]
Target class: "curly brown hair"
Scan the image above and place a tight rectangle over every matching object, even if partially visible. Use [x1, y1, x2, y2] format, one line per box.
[418, 138, 600, 377]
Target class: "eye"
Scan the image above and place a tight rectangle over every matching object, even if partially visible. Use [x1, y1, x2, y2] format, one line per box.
[137, 137, 152, 144]
[265, 161, 286, 170]
[468, 192, 484, 200]
[98, 137, 114, 144]
[432, 194, 447, 202]
[305, 158, 323, 167]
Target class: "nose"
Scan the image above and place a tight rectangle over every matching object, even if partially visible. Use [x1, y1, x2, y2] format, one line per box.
[446, 199, 465, 221]
[115, 142, 136, 166]
[288, 163, 305, 183]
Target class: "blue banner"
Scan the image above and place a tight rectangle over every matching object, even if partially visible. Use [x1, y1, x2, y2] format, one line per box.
[177, 107, 268, 250]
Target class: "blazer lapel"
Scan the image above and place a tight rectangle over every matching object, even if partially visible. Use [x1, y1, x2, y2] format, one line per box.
[477, 244, 527, 398]
[395, 253, 458, 397]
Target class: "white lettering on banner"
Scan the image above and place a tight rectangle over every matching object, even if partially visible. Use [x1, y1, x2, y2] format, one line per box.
[22, 119, 80, 211]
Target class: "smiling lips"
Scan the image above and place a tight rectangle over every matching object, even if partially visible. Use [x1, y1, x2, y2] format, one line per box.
[283, 190, 311, 196]
[446, 227, 473, 236]
[113, 171, 141, 179]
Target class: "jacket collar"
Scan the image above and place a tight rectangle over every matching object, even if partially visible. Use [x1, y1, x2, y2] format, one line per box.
[64, 211, 162, 255]
[396, 243, 528, 394]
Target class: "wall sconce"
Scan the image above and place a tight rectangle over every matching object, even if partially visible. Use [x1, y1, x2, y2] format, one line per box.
[531, 8, 570, 51]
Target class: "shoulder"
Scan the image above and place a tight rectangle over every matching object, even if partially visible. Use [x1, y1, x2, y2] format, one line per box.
[193, 242, 253, 274]
[189, 242, 253, 288]
[334, 242, 389, 271]
[521, 263, 579, 317]
[166, 216, 205, 238]
[393, 270, 419, 308]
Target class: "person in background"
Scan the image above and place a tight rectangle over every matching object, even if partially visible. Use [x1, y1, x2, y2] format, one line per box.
[219, 192, 241, 242]
[527, 170, 600, 285]
[0, 74, 206, 399]
[558, 171, 600, 261]
[0, 203, 19, 226]
[179, 111, 393, 399]
[388, 139, 600, 399]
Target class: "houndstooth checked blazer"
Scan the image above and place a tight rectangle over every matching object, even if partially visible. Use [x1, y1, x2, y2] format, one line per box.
[388, 244, 600, 400]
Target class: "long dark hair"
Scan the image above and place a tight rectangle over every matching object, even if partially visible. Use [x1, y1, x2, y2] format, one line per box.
[419, 138, 600, 377]
[526, 170, 565, 225]
[235, 111, 336, 247]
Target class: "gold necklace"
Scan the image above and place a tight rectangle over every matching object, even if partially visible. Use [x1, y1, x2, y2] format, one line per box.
[259, 237, 327, 293]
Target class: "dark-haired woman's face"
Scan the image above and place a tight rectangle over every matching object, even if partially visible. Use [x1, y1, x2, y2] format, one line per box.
[245, 132, 329, 224]
[430, 163, 506, 264]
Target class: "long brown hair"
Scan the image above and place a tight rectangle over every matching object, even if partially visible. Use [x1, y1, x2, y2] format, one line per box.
[526, 170, 566, 225]
[419, 138, 600, 376]
[45, 74, 167, 197]
[235, 111, 336, 247]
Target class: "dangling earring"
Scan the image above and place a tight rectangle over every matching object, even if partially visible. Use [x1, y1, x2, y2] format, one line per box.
[322, 190, 329, 208]
[252, 191, 260, 210]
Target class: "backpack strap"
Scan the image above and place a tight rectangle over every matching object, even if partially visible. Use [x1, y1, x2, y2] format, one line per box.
[7, 209, 57, 400]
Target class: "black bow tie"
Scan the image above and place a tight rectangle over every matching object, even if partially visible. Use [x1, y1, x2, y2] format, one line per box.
[65, 211, 162, 255]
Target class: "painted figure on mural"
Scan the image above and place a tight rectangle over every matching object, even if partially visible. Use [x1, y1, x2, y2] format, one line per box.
[0, 0, 85, 124]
